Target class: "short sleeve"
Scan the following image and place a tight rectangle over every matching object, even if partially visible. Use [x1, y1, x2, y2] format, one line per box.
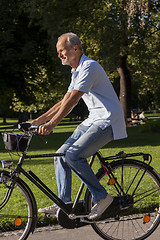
[67, 82, 74, 93]
[72, 62, 97, 93]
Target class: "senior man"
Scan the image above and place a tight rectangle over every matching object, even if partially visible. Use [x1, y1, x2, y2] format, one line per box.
[31, 33, 127, 220]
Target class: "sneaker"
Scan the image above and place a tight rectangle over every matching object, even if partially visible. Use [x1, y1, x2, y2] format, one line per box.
[38, 205, 59, 216]
[88, 194, 113, 220]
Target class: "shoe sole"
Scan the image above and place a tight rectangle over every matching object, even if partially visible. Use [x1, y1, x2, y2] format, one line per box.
[88, 196, 113, 220]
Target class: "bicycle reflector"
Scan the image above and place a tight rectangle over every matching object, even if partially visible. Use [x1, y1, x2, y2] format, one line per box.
[143, 215, 150, 223]
[108, 178, 116, 185]
[14, 217, 22, 226]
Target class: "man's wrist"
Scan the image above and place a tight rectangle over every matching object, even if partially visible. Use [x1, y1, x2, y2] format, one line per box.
[33, 118, 41, 126]
[50, 119, 58, 128]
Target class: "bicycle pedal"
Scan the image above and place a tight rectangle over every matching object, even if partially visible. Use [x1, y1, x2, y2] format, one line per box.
[41, 213, 55, 218]
[41, 213, 47, 217]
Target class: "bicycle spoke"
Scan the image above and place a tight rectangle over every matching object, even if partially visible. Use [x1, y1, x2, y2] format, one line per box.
[90, 160, 160, 240]
[134, 188, 160, 204]
[0, 171, 35, 239]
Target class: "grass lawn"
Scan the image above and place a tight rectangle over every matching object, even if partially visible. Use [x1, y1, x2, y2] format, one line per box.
[0, 115, 160, 228]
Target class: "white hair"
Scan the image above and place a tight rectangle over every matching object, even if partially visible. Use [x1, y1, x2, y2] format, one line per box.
[58, 33, 83, 52]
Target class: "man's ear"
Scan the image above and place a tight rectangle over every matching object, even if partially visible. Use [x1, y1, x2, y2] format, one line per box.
[74, 45, 79, 51]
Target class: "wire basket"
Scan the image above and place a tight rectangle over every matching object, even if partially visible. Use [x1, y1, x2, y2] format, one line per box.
[3, 133, 30, 152]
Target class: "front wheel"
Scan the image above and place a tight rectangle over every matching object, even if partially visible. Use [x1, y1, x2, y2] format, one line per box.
[0, 170, 37, 240]
[85, 159, 160, 240]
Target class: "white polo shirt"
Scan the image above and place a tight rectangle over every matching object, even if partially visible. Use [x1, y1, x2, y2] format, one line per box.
[68, 54, 127, 140]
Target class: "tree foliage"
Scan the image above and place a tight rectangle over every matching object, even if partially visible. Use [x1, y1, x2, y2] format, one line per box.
[75, 0, 160, 114]
[0, 0, 69, 116]
[0, 0, 159, 119]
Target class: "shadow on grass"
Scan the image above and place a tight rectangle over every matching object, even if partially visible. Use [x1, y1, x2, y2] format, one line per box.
[0, 125, 159, 156]
[29, 126, 160, 151]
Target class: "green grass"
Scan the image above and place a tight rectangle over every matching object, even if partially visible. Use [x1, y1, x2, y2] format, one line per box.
[0, 116, 160, 229]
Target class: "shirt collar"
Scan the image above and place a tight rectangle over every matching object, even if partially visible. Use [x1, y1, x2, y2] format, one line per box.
[71, 54, 86, 73]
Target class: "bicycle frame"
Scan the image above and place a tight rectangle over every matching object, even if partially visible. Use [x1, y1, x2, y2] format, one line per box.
[2, 123, 160, 240]
[1, 141, 153, 218]
[0, 126, 154, 220]
[97, 151, 153, 199]
[5, 151, 98, 217]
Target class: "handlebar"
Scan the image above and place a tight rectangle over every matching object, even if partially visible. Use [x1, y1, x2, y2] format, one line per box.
[18, 122, 39, 133]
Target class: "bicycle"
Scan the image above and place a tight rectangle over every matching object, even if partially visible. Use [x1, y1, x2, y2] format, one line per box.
[0, 122, 160, 240]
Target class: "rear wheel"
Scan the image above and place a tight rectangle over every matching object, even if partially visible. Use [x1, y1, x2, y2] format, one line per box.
[0, 170, 37, 240]
[86, 159, 160, 240]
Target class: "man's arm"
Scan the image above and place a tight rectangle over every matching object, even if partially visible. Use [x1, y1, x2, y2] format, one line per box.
[31, 92, 71, 125]
[39, 90, 84, 135]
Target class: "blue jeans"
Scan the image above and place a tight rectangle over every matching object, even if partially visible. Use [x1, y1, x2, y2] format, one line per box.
[54, 124, 113, 204]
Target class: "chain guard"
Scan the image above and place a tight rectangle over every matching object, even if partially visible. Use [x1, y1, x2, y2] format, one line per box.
[57, 201, 89, 229]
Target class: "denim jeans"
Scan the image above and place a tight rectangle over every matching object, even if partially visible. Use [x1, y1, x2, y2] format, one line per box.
[54, 124, 113, 204]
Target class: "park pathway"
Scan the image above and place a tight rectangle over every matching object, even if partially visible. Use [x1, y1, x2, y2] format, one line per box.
[0, 224, 160, 240]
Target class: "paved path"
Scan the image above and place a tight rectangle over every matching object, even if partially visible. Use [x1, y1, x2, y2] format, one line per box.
[28, 225, 102, 240]
[1, 224, 160, 240]
[28, 225, 160, 240]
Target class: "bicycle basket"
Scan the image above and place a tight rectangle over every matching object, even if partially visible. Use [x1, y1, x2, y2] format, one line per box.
[3, 133, 30, 152]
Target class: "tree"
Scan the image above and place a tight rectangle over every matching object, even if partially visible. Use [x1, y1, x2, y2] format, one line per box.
[0, 0, 57, 118]
[128, 0, 160, 110]
[0, 0, 159, 120]
[0, 0, 76, 119]
[70, 0, 160, 117]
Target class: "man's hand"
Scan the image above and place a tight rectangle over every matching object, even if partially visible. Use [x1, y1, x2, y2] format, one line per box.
[38, 121, 55, 135]
[27, 119, 39, 126]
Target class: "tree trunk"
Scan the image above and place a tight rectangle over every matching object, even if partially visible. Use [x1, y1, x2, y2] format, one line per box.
[3, 117, 6, 123]
[117, 54, 131, 120]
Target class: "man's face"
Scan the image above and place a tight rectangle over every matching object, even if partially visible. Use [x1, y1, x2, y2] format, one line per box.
[56, 38, 75, 67]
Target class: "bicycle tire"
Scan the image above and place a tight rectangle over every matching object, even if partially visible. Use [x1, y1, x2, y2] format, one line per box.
[0, 170, 37, 240]
[85, 159, 160, 240]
